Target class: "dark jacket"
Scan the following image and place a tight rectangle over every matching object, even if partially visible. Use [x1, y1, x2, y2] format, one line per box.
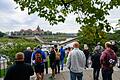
[23, 50, 32, 64]
[4, 61, 34, 80]
[91, 50, 101, 69]
[83, 49, 89, 59]
[49, 50, 56, 66]
[111, 45, 118, 53]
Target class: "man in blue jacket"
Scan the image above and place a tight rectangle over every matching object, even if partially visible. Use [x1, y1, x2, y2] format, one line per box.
[32, 46, 46, 80]
[59, 46, 65, 70]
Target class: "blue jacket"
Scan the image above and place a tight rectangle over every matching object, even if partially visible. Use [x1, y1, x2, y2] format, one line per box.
[60, 48, 65, 60]
[32, 49, 46, 64]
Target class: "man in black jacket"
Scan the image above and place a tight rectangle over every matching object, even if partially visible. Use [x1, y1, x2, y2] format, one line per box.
[23, 47, 33, 64]
[91, 47, 101, 80]
[4, 52, 34, 80]
[49, 47, 56, 79]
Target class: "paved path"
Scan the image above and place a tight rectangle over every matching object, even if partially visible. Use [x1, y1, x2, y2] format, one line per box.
[31, 67, 120, 80]
[1, 67, 120, 80]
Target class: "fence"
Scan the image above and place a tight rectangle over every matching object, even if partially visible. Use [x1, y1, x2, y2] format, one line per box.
[0, 55, 9, 78]
[117, 57, 120, 67]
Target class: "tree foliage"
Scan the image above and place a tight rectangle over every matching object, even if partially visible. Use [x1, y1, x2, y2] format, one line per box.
[78, 25, 107, 50]
[107, 30, 120, 42]
[0, 38, 38, 61]
[14, 0, 120, 31]
[0, 31, 5, 37]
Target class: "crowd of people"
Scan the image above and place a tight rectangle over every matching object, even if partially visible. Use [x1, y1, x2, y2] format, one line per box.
[4, 41, 119, 80]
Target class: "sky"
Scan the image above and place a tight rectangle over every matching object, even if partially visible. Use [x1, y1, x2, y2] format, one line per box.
[0, 0, 120, 33]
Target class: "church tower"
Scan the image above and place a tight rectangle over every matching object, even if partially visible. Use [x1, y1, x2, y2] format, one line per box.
[36, 25, 41, 32]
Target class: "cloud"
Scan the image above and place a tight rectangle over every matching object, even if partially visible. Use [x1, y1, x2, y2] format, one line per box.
[0, 0, 120, 33]
[106, 7, 120, 24]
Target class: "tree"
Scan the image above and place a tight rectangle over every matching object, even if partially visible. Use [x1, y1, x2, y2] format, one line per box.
[77, 25, 107, 51]
[0, 31, 5, 37]
[116, 19, 120, 28]
[14, 0, 120, 31]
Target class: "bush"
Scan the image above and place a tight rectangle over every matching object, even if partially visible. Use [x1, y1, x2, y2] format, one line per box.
[0, 38, 39, 62]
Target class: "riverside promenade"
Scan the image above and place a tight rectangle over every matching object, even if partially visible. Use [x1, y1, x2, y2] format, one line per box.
[1, 66, 120, 80]
[43, 67, 120, 80]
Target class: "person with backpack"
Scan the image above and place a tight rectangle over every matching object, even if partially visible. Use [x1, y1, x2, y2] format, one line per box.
[91, 47, 101, 80]
[100, 42, 117, 80]
[59, 46, 65, 70]
[55, 48, 60, 74]
[32, 47, 46, 80]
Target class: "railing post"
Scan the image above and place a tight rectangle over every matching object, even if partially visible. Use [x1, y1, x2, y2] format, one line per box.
[3, 59, 5, 76]
[0, 56, 1, 77]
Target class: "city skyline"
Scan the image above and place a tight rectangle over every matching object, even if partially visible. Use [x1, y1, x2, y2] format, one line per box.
[0, 0, 120, 33]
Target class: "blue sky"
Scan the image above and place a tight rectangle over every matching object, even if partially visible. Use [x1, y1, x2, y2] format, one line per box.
[0, 0, 120, 33]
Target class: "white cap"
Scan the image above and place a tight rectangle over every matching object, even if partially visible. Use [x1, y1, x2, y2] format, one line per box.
[111, 41, 115, 45]
[84, 44, 88, 50]
[27, 47, 31, 50]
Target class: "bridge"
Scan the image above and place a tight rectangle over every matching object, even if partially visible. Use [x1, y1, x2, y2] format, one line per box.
[34, 35, 78, 46]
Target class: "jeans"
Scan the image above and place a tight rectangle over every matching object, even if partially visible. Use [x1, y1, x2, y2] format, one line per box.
[93, 68, 100, 80]
[85, 56, 89, 68]
[45, 61, 48, 74]
[61, 59, 64, 70]
[102, 68, 113, 80]
[70, 71, 83, 80]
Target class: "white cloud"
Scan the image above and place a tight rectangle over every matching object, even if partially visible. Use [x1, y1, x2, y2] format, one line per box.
[0, 0, 120, 33]
[106, 7, 120, 24]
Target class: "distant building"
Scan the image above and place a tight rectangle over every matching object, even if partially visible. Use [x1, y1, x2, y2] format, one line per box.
[9, 26, 46, 36]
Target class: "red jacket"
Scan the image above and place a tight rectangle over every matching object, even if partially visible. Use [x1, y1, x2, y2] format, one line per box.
[100, 48, 117, 69]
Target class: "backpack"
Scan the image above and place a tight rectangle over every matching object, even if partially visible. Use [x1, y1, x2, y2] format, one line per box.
[105, 52, 117, 68]
[35, 52, 43, 63]
[55, 52, 60, 60]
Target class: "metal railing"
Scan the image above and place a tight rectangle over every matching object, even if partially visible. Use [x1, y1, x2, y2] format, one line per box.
[117, 57, 120, 67]
[0, 55, 9, 78]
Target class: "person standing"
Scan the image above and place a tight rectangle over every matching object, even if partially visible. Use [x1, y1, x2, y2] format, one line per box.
[91, 47, 101, 80]
[59, 46, 65, 70]
[83, 44, 90, 68]
[55, 48, 60, 74]
[66, 47, 72, 57]
[32, 47, 46, 80]
[49, 47, 56, 79]
[100, 42, 117, 80]
[66, 42, 86, 80]
[4, 52, 34, 80]
[44, 50, 49, 74]
[23, 47, 33, 64]
[111, 41, 118, 54]
[95, 42, 104, 54]
[53, 45, 60, 74]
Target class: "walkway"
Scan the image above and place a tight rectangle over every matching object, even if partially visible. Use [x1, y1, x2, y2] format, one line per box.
[32, 66, 120, 80]
[1, 67, 120, 80]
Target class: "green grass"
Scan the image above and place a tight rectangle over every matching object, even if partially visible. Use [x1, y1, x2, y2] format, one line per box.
[0, 69, 6, 77]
